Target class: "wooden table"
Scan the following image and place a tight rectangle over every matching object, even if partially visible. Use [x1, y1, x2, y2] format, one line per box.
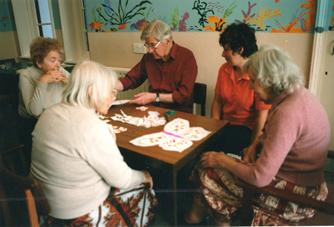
[107, 104, 226, 225]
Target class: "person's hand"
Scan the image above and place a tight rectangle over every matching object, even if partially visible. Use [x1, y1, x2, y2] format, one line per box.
[129, 92, 155, 105]
[242, 145, 257, 163]
[200, 151, 224, 169]
[143, 170, 154, 189]
[39, 70, 68, 84]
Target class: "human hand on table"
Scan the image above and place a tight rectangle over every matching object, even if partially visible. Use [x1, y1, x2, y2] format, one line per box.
[39, 70, 68, 84]
[129, 92, 155, 105]
[143, 170, 154, 189]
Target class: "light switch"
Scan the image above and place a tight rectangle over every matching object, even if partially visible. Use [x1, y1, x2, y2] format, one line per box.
[132, 43, 146, 54]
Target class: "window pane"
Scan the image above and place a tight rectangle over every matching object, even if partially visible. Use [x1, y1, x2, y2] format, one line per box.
[37, 0, 51, 23]
[41, 24, 53, 38]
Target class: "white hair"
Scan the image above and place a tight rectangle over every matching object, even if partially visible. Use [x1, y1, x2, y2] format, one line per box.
[140, 19, 172, 41]
[244, 45, 304, 98]
[63, 60, 117, 110]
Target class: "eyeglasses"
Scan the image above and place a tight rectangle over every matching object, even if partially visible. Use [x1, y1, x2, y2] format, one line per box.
[144, 40, 161, 50]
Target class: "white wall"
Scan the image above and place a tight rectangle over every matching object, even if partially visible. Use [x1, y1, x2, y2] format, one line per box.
[313, 31, 334, 150]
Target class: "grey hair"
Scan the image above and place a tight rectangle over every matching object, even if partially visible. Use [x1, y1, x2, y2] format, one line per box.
[140, 19, 172, 41]
[63, 60, 117, 110]
[244, 45, 304, 98]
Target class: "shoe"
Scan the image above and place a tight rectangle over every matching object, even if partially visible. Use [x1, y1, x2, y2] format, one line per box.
[184, 211, 204, 225]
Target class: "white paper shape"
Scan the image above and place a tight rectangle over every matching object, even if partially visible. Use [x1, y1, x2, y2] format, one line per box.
[130, 118, 211, 152]
[163, 118, 189, 136]
[112, 99, 130, 106]
[159, 135, 193, 152]
[130, 132, 167, 147]
[181, 127, 211, 141]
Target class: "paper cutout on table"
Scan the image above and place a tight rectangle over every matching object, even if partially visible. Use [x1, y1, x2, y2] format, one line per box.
[111, 109, 166, 128]
[110, 125, 128, 134]
[130, 118, 211, 152]
[112, 99, 130, 106]
[98, 115, 128, 134]
[136, 106, 148, 111]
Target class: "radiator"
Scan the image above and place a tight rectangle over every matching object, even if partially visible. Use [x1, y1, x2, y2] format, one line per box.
[109, 67, 149, 100]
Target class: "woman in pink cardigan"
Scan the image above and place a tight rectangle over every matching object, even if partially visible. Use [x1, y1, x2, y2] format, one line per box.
[185, 45, 331, 226]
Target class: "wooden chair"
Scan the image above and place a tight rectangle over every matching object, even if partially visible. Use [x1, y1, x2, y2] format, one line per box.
[0, 69, 20, 151]
[0, 144, 49, 226]
[238, 151, 334, 225]
[193, 82, 207, 116]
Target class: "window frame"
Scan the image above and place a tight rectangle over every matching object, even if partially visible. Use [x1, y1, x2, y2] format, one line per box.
[11, 0, 88, 63]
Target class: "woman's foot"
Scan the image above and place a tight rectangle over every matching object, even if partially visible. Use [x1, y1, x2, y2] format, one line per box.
[184, 194, 206, 224]
[184, 210, 204, 224]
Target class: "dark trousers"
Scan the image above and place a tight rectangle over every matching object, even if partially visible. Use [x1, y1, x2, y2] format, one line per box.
[212, 124, 252, 156]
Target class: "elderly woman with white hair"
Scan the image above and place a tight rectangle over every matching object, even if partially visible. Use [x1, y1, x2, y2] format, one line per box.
[185, 46, 330, 226]
[30, 60, 156, 226]
[116, 19, 198, 113]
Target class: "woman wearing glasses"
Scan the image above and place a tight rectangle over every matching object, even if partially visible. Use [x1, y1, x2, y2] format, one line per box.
[116, 19, 198, 113]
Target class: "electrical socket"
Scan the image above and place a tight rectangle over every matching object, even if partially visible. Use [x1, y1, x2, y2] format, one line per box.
[132, 43, 146, 54]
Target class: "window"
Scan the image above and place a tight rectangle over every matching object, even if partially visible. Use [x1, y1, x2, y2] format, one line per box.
[34, 0, 54, 38]
[11, 0, 56, 57]
[11, 0, 88, 62]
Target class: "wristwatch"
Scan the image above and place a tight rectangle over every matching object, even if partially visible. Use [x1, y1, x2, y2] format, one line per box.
[155, 92, 160, 103]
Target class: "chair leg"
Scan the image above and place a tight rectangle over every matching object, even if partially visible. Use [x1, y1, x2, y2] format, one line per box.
[25, 190, 39, 227]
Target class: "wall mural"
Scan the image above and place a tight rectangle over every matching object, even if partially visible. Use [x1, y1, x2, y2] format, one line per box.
[83, 0, 325, 33]
[1, 0, 334, 33]
[331, 0, 334, 30]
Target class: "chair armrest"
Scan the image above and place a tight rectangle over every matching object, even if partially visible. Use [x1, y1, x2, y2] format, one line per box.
[237, 180, 334, 214]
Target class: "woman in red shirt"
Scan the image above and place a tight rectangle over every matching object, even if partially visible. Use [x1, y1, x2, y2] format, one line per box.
[211, 23, 270, 155]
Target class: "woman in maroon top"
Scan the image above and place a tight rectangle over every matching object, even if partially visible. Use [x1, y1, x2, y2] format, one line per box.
[185, 45, 330, 226]
[116, 19, 198, 113]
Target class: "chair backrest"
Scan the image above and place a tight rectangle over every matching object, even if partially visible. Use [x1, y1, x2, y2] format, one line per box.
[193, 82, 207, 116]
[0, 144, 49, 226]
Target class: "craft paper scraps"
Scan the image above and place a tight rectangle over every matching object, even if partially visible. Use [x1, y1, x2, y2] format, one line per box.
[112, 99, 130, 106]
[136, 106, 148, 111]
[110, 125, 128, 134]
[130, 118, 211, 152]
[111, 110, 166, 128]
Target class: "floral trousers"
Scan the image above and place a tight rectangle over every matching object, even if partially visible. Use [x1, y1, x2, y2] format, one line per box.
[43, 185, 157, 227]
[198, 167, 328, 225]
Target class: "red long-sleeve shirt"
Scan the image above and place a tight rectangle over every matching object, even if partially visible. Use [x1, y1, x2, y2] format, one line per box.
[120, 42, 198, 113]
